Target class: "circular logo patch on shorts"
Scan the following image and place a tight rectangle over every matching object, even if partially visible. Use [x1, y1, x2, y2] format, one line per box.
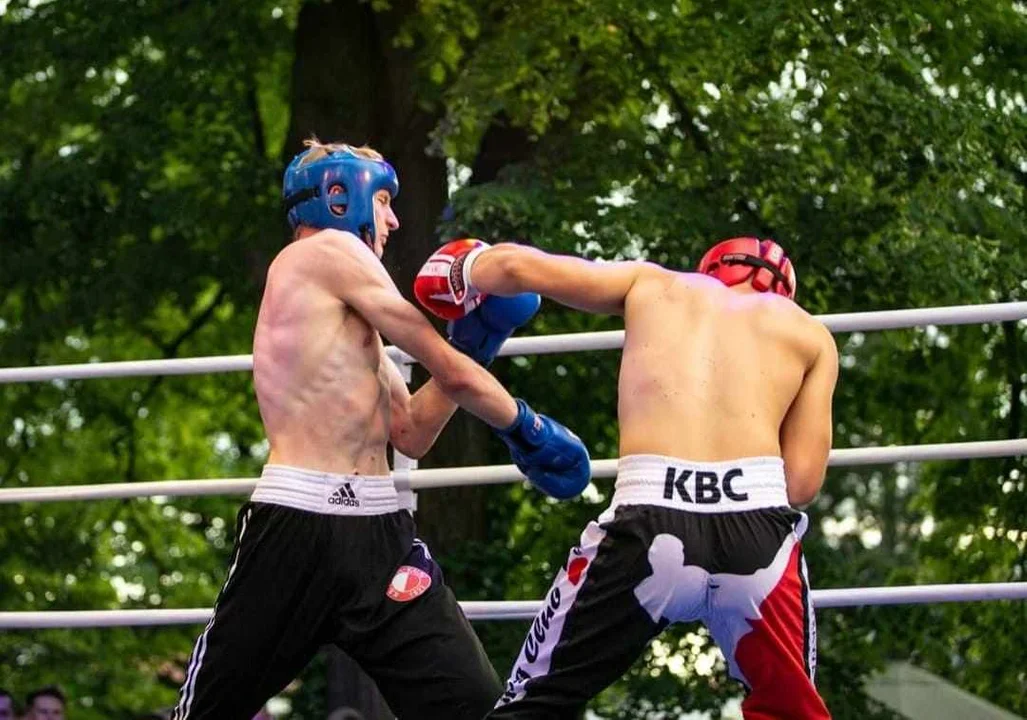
[567, 556, 589, 586]
[387, 565, 432, 602]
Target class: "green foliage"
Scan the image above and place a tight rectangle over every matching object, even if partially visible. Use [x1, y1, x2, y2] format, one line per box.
[0, 0, 297, 715]
[1, 0, 1025, 717]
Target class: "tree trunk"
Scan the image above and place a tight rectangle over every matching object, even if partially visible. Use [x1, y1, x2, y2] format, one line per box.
[284, 5, 541, 710]
[284, 2, 445, 716]
[282, 1, 524, 715]
[412, 115, 536, 554]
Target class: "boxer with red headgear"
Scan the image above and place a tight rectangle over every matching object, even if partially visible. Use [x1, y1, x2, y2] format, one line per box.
[173, 138, 589, 720]
[698, 237, 797, 299]
[415, 237, 838, 719]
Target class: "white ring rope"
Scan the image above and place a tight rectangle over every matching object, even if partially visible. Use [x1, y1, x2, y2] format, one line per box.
[0, 583, 1023, 629]
[0, 439, 1023, 503]
[1, 302, 1024, 383]
[2, 301, 1024, 628]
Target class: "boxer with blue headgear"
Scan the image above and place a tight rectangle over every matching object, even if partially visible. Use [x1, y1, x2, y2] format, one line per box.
[173, 137, 587, 720]
[282, 141, 400, 253]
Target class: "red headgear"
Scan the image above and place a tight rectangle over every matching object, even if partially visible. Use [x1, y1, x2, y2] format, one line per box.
[697, 237, 797, 300]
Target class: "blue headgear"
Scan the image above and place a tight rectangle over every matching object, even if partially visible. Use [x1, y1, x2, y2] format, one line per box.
[282, 147, 399, 245]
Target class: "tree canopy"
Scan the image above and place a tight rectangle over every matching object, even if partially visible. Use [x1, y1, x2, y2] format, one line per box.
[0, 0, 1024, 717]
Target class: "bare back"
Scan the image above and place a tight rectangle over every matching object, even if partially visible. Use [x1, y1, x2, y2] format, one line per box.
[619, 272, 825, 464]
[468, 244, 838, 505]
[253, 242, 392, 475]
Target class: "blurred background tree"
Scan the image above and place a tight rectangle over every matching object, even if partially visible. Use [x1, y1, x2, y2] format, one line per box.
[0, 0, 1024, 717]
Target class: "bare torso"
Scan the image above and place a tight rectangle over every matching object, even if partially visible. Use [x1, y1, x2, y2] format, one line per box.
[253, 241, 392, 475]
[618, 271, 821, 460]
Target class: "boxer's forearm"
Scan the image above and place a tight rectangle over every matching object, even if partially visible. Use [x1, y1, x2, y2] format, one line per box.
[473, 244, 654, 316]
[437, 358, 520, 430]
[470, 244, 542, 295]
[394, 380, 459, 459]
[391, 361, 517, 457]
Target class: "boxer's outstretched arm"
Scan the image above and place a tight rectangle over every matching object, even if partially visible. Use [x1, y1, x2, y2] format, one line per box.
[296, 230, 518, 433]
[470, 244, 664, 316]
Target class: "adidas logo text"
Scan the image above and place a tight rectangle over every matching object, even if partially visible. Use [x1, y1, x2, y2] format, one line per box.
[329, 483, 360, 507]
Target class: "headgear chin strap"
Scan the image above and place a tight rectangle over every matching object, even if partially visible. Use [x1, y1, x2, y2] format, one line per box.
[282, 146, 399, 246]
[697, 237, 797, 300]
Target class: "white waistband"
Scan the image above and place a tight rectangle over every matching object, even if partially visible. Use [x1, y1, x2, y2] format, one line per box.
[252, 464, 414, 516]
[610, 454, 790, 514]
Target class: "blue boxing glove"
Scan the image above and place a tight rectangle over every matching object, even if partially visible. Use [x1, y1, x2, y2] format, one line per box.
[447, 292, 541, 367]
[494, 399, 591, 500]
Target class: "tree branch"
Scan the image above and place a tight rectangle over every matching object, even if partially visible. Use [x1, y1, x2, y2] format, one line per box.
[163, 284, 228, 360]
[621, 26, 780, 239]
[114, 285, 230, 482]
[247, 73, 267, 160]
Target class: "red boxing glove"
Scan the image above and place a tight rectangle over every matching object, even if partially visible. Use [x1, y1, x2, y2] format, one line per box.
[414, 239, 491, 320]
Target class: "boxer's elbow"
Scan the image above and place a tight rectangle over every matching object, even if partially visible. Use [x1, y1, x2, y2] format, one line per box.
[391, 430, 430, 460]
[786, 466, 826, 507]
[788, 483, 820, 508]
[389, 406, 426, 459]
[432, 355, 475, 399]
[783, 432, 830, 507]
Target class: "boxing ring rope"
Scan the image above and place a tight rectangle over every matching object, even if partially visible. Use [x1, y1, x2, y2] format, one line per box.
[1, 301, 1025, 384]
[0, 439, 1024, 503]
[1, 299, 1025, 627]
[0, 583, 1025, 629]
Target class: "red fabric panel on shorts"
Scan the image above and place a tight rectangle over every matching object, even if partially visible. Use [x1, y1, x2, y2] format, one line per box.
[734, 544, 831, 720]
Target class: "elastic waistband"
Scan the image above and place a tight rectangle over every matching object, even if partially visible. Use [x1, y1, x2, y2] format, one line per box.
[611, 454, 790, 514]
[252, 464, 414, 516]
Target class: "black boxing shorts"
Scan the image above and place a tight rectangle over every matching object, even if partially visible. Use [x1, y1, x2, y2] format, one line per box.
[488, 455, 830, 720]
[172, 464, 501, 720]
